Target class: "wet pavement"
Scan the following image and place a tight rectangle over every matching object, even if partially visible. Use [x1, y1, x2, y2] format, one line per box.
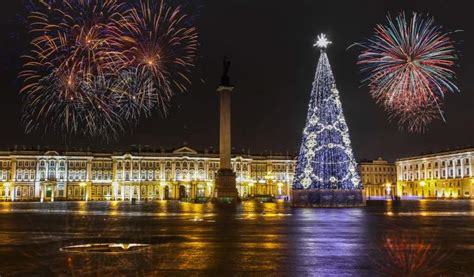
[0, 200, 474, 276]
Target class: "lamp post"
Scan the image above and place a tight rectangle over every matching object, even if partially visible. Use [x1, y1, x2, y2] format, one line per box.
[277, 182, 283, 197]
[420, 181, 426, 199]
[4, 183, 11, 202]
[385, 183, 392, 199]
[112, 182, 118, 201]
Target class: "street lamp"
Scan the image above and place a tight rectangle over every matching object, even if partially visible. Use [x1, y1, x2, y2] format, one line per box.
[420, 181, 426, 198]
[277, 182, 283, 196]
[385, 183, 392, 199]
[206, 182, 213, 199]
[3, 183, 11, 202]
[112, 182, 119, 201]
[248, 182, 255, 197]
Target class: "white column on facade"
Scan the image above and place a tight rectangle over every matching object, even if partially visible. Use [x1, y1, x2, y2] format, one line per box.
[137, 186, 141, 202]
[452, 159, 455, 179]
[45, 160, 49, 182]
[138, 159, 141, 183]
[51, 186, 54, 202]
[172, 161, 176, 181]
[40, 184, 44, 203]
[113, 182, 118, 201]
[423, 162, 426, 180]
[64, 159, 68, 200]
[445, 160, 448, 179]
[417, 162, 420, 180]
[158, 162, 162, 180]
[56, 159, 59, 180]
[397, 164, 401, 181]
[129, 159, 133, 183]
[11, 159, 17, 183]
[470, 157, 473, 177]
[10, 186, 15, 202]
[35, 160, 41, 198]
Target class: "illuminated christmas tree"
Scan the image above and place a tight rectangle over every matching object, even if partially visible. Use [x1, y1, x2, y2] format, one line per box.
[293, 34, 361, 191]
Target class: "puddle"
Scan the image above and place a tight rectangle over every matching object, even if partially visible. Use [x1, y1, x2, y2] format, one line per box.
[60, 243, 151, 253]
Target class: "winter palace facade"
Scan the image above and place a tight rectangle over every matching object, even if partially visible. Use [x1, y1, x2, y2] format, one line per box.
[0, 146, 295, 202]
[3, 145, 474, 202]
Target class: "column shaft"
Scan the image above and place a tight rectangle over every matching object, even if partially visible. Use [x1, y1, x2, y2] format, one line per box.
[220, 89, 232, 169]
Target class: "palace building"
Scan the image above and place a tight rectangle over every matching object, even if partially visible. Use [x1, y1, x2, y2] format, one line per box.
[359, 158, 397, 199]
[0, 146, 295, 202]
[396, 147, 474, 199]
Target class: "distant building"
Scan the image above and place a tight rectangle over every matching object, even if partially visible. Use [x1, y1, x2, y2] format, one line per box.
[396, 147, 474, 198]
[359, 158, 397, 199]
[0, 146, 295, 202]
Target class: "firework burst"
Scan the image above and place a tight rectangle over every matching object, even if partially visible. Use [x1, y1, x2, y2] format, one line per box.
[113, 69, 157, 124]
[20, 0, 198, 139]
[388, 99, 442, 133]
[114, 0, 199, 114]
[356, 12, 459, 132]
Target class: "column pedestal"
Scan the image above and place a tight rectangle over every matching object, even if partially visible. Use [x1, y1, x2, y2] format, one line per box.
[214, 169, 238, 199]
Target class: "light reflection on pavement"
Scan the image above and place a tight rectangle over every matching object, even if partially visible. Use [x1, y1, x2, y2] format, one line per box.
[0, 200, 473, 275]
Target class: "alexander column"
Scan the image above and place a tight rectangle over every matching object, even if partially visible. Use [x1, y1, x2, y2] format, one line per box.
[213, 57, 239, 202]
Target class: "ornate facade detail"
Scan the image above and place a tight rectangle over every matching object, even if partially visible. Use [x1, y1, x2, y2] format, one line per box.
[0, 147, 295, 202]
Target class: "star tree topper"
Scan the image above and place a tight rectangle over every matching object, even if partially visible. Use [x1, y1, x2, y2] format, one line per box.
[314, 33, 332, 49]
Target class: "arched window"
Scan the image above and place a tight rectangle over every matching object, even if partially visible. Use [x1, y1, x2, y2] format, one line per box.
[148, 170, 153, 180]
[175, 169, 181, 180]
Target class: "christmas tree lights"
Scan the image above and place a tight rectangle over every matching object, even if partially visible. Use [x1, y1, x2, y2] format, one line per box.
[293, 34, 361, 190]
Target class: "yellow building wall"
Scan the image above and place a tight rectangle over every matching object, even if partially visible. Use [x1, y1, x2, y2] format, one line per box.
[396, 178, 474, 198]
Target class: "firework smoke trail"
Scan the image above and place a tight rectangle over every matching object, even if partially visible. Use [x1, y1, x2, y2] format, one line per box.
[356, 12, 459, 132]
[20, 0, 198, 139]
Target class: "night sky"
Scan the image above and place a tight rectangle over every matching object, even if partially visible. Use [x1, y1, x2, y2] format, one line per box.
[0, 0, 473, 162]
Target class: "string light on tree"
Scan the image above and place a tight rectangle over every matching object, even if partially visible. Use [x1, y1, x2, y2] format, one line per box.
[293, 34, 361, 190]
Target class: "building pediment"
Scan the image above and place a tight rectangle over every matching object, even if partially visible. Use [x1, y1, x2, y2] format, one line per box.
[44, 151, 60, 156]
[173, 146, 198, 155]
